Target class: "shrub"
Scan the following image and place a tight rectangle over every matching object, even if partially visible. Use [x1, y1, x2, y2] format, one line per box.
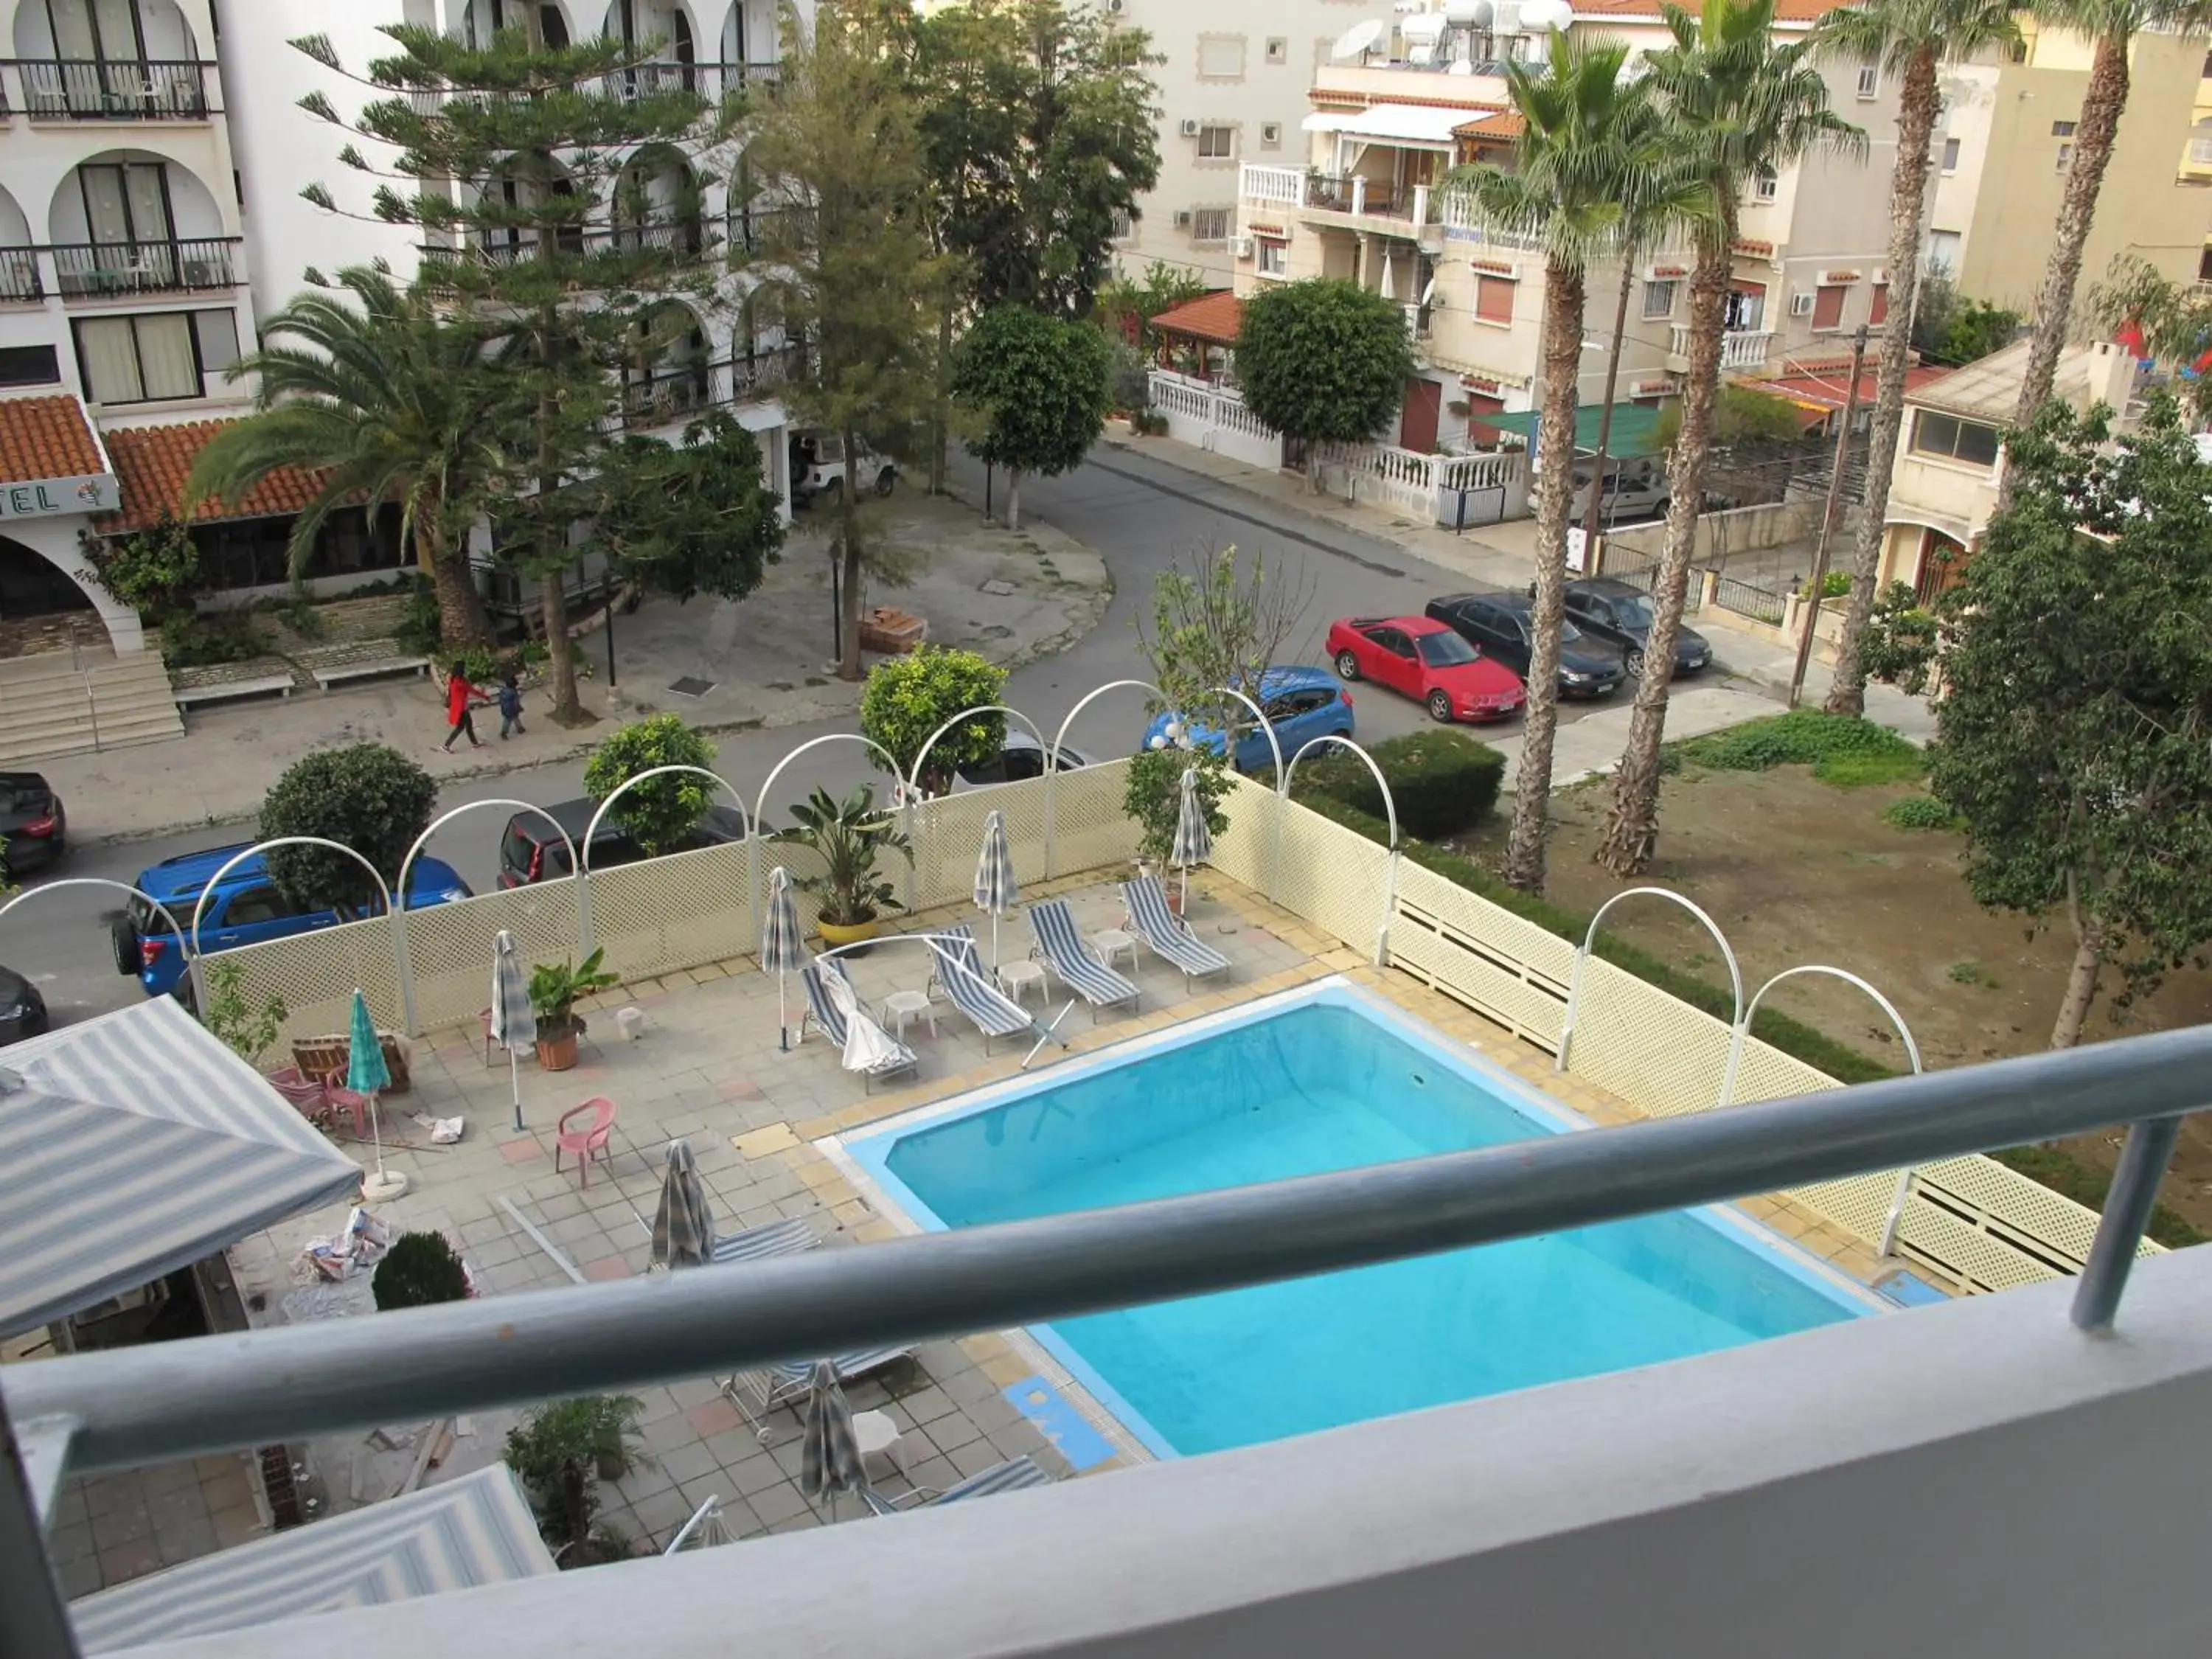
[1124, 745, 1230, 866]
[1884, 793, 1963, 832]
[1133, 408, 1169, 437]
[1676, 710, 1924, 787]
[372, 1231, 471, 1310]
[79, 515, 203, 620]
[198, 959, 288, 1064]
[395, 575, 442, 657]
[858, 645, 1007, 792]
[583, 714, 717, 857]
[158, 612, 269, 667]
[1105, 335, 1152, 414]
[1807, 568, 1851, 600]
[1293, 731, 1504, 841]
[258, 742, 437, 914]
[1860, 580, 1941, 695]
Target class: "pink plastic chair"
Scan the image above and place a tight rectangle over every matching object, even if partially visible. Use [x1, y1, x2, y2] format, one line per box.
[264, 1066, 330, 1125]
[554, 1097, 618, 1187]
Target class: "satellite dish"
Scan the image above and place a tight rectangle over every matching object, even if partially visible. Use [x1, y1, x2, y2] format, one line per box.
[1444, 0, 1493, 24]
[1331, 18, 1387, 59]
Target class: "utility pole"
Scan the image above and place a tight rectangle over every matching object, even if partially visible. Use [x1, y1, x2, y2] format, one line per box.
[1790, 323, 1869, 709]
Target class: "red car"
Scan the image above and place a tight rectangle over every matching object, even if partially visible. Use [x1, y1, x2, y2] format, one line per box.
[1325, 615, 1527, 723]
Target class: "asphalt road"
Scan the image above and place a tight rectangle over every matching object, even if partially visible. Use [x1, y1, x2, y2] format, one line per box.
[10, 446, 1607, 1033]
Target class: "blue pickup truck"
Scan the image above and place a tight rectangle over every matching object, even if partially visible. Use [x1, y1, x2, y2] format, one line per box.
[119, 843, 473, 998]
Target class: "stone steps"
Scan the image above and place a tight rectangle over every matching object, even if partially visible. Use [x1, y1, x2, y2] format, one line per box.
[0, 648, 183, 765]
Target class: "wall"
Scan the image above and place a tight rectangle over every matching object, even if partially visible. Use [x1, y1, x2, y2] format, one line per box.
[1603, 497, 1820, 569]
[1147, 370, 1284, 470]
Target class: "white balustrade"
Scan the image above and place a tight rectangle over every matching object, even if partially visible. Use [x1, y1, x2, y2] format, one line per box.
[1239, 164, 1308, 207]
[1667, 324, 1775, 371]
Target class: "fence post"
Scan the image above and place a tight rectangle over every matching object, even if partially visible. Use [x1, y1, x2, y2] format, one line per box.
[1698, 567, 1719, 611]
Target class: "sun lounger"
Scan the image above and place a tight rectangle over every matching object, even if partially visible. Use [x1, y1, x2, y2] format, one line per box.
[709, 1215, 818, 1265]
[1121, 874, 1231, 984]
[725, 1346, 914, 1432]
[927, 936, 1035, 1054]
[1028, 898, 1141, 1019]
[799, 959, 852, 1046]
[861, 1454, 1054, 1516]
[923, 922, 985, 1001]
[816, 959, 918, 1091]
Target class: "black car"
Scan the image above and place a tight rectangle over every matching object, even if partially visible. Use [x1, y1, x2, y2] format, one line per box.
[0, 772, 66, 877]
[498, 797, 748, 887]
[1425, 591, 1626, 698]
[1558, 577, 1713, 678]
[954, 733, 1096, 788]
[0, 965, 48, 1046]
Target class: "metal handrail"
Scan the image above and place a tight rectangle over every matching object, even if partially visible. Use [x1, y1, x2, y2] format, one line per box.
[10, 1020, 2208, 1478]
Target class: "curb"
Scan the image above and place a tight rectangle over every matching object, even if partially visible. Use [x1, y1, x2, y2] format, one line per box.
[1098, 435, 1368, 543]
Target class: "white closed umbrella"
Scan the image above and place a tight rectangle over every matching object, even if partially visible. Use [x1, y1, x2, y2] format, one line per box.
[1171, 766, 1214, 913]
[488, 930, 535, 1133]
[972, 810, 1019, 972]
[761, 866, 804, 1051]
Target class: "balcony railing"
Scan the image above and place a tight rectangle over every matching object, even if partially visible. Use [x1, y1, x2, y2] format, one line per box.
[15, 58, 212, 119]
[1438, 190, 1548, 251]
[428, 220, 711, 268]
[620, 361, 713, 427]
[1672, 322, 1775, 371]
[1239, 163, 1309, 206]
[46, 237, 239, 299]
[0, 249, 42, 302]
[709, 59, 780, 94]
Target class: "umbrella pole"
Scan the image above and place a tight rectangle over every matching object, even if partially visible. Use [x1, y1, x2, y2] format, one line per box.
[779, 973, 789, 1052]
[509, 1050, 523, 1133]
[361, 1090, 408, 1201]
[1180, 861, 1189, 914]
[991, 912, 1000, 974]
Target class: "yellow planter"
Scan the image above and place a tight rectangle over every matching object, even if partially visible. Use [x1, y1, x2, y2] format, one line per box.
[817, 916, 880, 950]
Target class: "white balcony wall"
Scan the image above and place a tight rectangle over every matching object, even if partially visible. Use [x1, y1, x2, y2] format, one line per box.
[717, 0, 779, 66]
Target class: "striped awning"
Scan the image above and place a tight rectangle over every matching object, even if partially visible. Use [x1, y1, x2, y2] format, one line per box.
[70, 1465, 557, 1652]
[0, 997, 361, 1338]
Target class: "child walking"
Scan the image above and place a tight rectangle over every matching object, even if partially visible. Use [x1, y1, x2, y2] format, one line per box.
[441, 662, 487, 751]
[497, 672, 526, 740]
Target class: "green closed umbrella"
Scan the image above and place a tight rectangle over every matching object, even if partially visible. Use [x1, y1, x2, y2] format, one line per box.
[347, 988, 404, 1201]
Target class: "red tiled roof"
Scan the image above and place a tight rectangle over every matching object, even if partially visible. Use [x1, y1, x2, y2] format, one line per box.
[1151, 290, 1244, 346]
[102, 419, 330, 534]
[1743, 363, 1952, 415]
[1454, 110, 1526, 140]
[0, 394, 107, 484]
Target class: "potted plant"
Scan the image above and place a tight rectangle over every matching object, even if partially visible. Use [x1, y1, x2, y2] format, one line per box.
[504, 1394, 649, 1565]
[774, 783, 913, 950]
[529, 948, 619, 1071]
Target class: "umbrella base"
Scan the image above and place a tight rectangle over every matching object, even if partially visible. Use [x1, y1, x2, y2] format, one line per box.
[362, 1168, 410, 1202]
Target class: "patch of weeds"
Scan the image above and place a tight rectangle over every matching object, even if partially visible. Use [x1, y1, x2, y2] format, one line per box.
[1947, 961, 2000, 990]
[1674, 709, 1924, 788]
[1884, 793, 1964, 832]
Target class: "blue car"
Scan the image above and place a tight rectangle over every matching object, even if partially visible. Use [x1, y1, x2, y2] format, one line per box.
[1140, 666, 1356, 773]
[119, 843, 473, 998]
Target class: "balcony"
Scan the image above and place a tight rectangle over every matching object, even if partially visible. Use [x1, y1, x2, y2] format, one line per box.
[47, 237, 239, 299]
[1670, 322, 1775, 372]
[17, 59, 212, 119]
[1239, 163, 1444, 245]
[0, 248, 42, 302]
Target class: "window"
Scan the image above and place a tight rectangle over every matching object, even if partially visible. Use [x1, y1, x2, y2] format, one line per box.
[1911, 409, 2002, 467]
[74, 309, 238, 405]
[2051, 119, 2076, 137]
[1926, 228, 1961, 272]
[1856, 60, 1879, 99]
[2056, 142, 2073, 170]
[1109, 208, 1133, 241]
[1812, 282, 1847, 330]
[1260, 121, 1282, 149]
[0, 346, 60, 388]
[1871, 282, 1889, 326]
[222, 886, 304, 929]
[1941, 136, 1961, 173]
[1642, 279, 1677, 320]
[1197, 36, 1245, 78]
[1257, 238, 1288, 276]
[1418, 631, 1477, 668]
[1196, 124, 1236, 159]
[1474, 274, 1514, 324]
[1189, 206, 1230, 243]
[2191, 128, 2212, 164]
[1753, 167, 1778, 202]
[1265, 36, 1288, 63]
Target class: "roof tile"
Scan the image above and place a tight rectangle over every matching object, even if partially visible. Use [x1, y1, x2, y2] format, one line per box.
[1150, 290, 1243, 346]
[0, 394, 107, 486]
[101, 419, 328, 535]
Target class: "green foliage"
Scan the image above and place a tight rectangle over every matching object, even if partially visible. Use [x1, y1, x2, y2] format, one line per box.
[528, 948, 619, 1032]
[1123, 745, 1231, 866]
[591, 411, 787, 605]
[1858, 579, 1941, 695]
[952, 305, 1113, 480]
[2093, 253, 2212, 422]
[158, 612, 270, 667]
[1947, 959, 1997, 986]
[198, 959, 288, 1065]
[1808, 568, 1852, 599]
[1884, 793, 1964, 831]
[1137, 546, 1315, 735]
[394, 575, 442, 658]
[859, 645, 1007, 790]
[1676, 710, 1924, 786]
[1910, 265, 2023, 366]
[504, 1395, 646, 1557]
[774, 784, 914, 926]
[1929, 397, 2212, 1042]
[1234, 279, 1416, 450]
[1104, 335, 1152, 414]
[372, 1231, 471, 1312]
[79, 515, 203, 619]
[1657, 383, 1812, 451]
[1988, 1144, 2204, 1250]
[1097, 262, 1209, 352]
[257, 742, 437, 914]
[1293, 731, 1506, 841]
[582, 714, 718, 858]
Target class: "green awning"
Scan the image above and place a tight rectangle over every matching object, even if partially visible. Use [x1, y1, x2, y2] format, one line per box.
[1470, 402, 1666, 459]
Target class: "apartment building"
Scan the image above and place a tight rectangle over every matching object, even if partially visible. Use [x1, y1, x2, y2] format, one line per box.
[1229, 0, 1900, 456]
[0, 0, 795, 666]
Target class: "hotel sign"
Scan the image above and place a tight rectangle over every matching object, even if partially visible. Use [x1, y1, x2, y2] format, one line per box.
[0, 473, 119, 521]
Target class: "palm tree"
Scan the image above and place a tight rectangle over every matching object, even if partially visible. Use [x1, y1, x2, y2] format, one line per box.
[1596, 0, 1863, 876]
[188, 267, 507, 648]
[2011, 0, 2212, 431]
[1818, 0, 2020, 717]
[1452, 36, 1703, 891]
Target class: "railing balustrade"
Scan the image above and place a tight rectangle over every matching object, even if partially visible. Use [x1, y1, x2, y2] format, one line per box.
[46, 238, 238, 299]
[17, 58, 211, 119]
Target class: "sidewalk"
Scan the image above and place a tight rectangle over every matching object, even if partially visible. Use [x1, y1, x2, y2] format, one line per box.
[41, 491, 1111, 846]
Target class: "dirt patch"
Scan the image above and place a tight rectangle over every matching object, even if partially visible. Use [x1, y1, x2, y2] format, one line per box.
[1455, 766, 2212, 1229]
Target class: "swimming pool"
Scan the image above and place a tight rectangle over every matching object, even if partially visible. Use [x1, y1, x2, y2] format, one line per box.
[839, 979, 1879, 1459]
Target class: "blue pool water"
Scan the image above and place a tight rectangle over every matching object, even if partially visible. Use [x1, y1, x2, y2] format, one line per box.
[847, 984, 1873, 1458]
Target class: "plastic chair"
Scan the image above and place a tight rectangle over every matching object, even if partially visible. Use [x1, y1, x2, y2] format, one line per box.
[555, 1097, 618, 1188]
[478, 1007, 498, 1068]
[263, 1065, 330, 1125]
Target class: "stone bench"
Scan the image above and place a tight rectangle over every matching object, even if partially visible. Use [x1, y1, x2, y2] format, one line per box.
[309, 655, 430, 692]
[172, 670, 297, 712]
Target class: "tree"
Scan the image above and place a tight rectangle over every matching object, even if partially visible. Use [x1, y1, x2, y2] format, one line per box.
[2096, 254, 2212, 424]
[1816, 0, 2020, 717]
[913, 0, 1159, 319]
[295, 11, 732, 721]
[1135, 544, 1316, 739]
[590, 411, 786, 604]
[1654, 382, 1810, 448]
[1450, 35, 1699, 890]
[2010, 0, 2212, 431]
[951, 304, 1111, 530]
[582, 714, 717, 857]
[1097, 261, 1209, 353]
[859, 644, 1008, 794]
[77, 512, 204, 623]
[372, 1231, 472, 1311]
[258, 742, 437, 914]
[1927, 398, 2212, 1047]
[1596, 0, 1860, 875]
[1235, 279, 1415, 482]
[745, 0, 954, 681]
[185, 266, 507, 650]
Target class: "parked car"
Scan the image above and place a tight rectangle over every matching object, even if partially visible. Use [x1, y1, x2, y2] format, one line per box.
[1568, 456, 1670, 526]
[1558, 577, 1714, 678]
[1139, 666, 1355, 773]
[0, 965, 48, 1046]
[790, 430, 897, 507]
[953, 733, 1096, 788]
[0, 772, 66, 876]
[498, 797, 748, 888]
[120, 844, 474, 998]
[1425, 592, 1625, 698]
[1324, 615, 1526, 724]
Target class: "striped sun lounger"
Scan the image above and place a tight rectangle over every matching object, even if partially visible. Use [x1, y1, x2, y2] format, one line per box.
[1028, 898, 1140, 1019]
[709, 1215, 818, 1265]
[799, 958, 855, 1046]
[928, 937, 1034, 1054]
[862, 1454, 1054, 1516]
[726, 1346, 914, 1430]
[923, 922, 986, 1000]
[1121, 874, 1231, 984]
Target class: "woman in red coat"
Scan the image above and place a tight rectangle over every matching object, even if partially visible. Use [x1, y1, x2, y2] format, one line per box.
[441, 662, 487, 752]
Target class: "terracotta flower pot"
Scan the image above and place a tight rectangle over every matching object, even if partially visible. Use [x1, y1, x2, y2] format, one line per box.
[536, 1018, 581, 1072]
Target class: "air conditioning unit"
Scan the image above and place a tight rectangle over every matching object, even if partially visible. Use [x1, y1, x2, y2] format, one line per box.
[1106, 0, 1124, 12]
[1173, 209, 1193, 228]
[1871, 268, 1889, 287]
[1231, 234, 1255, 258]
[1790, 291, 1816, 317]
[1179, 118, 1203, 138]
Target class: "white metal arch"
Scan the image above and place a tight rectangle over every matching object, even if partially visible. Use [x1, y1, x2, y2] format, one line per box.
[1281, 734, 1401, 966]
[1554, 886, 1744, 1081]
[1048, 677, 1177, 766]
[907, 703, 1049, 801]
[0, 878, 196, 1010]
[188, 837, 406, 1034]
[1719, 964, 1926, 1257]
[396, 799, 578, 911]
[752, 733, 905, 932]
[582, 764, 751, 959]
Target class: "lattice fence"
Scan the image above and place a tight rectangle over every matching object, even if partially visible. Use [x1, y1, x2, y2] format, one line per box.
[907, 771, 1051, 913]
[1049, 757, 1140, 881]
[404, 881, 583, 1034]
[207, 912, 408, 1051]
[589, 841, 757, 985]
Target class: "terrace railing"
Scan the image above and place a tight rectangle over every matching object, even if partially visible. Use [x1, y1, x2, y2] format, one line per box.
[16, 58, 212, 119]
[46, 237, 239, 299]
[0, 248, 42, 302]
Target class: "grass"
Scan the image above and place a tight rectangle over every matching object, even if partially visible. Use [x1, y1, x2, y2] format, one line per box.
[1885, 793, 1965, 832]
[1947, 961, 2000, 990]
[1673, 709, 1925, 789]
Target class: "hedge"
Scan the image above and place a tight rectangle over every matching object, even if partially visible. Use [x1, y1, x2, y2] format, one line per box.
[1283, 788, 2205, 1249]
[1293, 730, 1504, 841]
